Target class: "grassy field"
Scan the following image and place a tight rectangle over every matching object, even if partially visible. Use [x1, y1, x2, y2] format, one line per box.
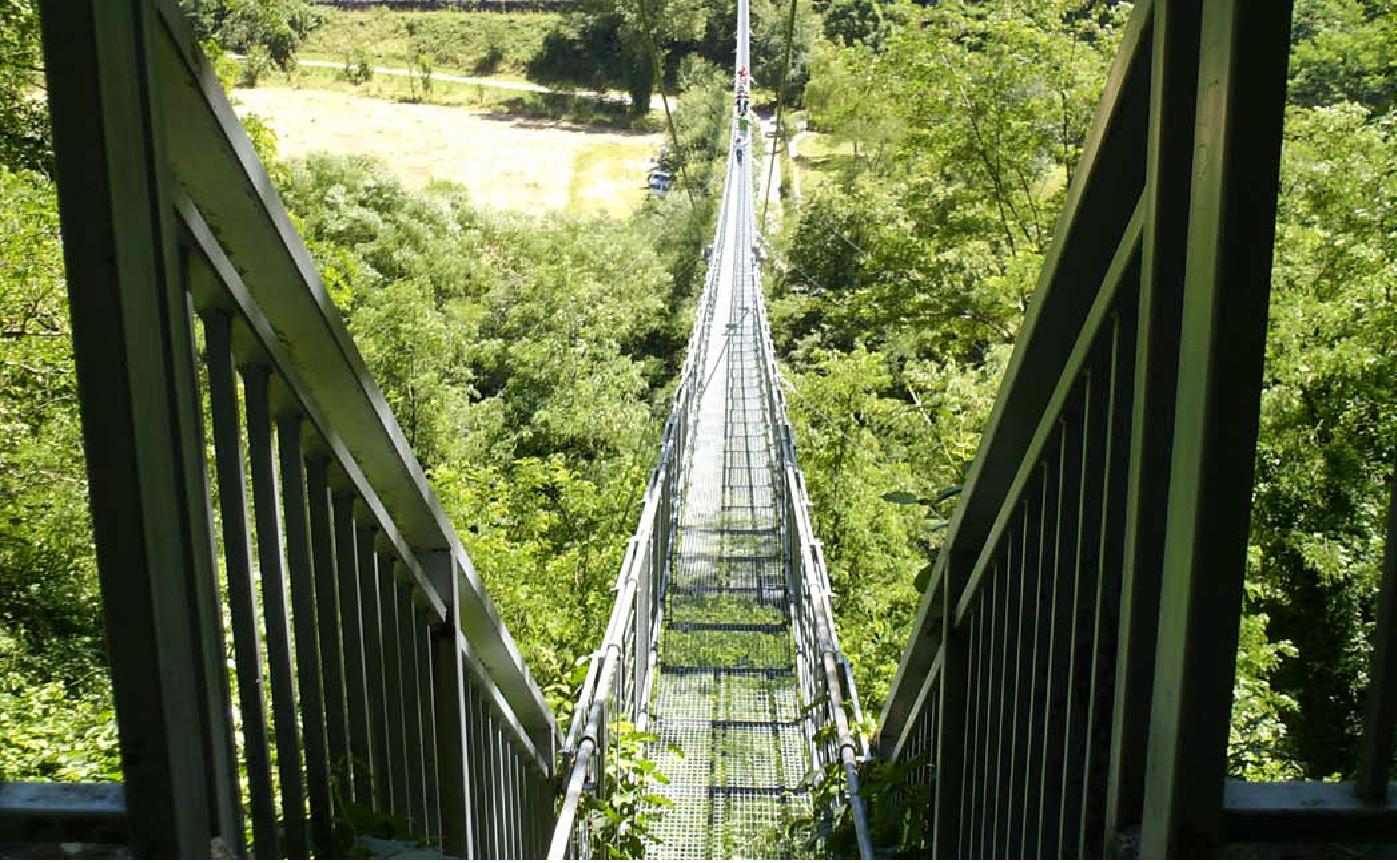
[288, 62, 648, 128]
[234, 86, 662, 217]
[301, 9, 559, 79]
[789, 130, 853, 199]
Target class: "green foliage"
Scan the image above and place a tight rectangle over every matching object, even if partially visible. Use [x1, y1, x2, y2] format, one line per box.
[181, 0, 325, 71]
[0, 166, 119, 781]
[274, 152, 689, 695]
[1242, 100, 1397, 777]
[775, 0, 1124, 716]
[0, 0, 50, 175]
[578, 721, 676, 859]
[303, 10, 560, 79]
[1288, 0, 1396, 114]
[0, 37, 725, 786]
[337, 49, 374, 86]
[821, 0, 885, 49]
[783, 0, 1397, 785]
[529, 0, 817, 115]
[762, 756, 930, 858]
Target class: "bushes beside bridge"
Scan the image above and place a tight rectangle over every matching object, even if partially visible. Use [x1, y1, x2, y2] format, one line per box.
[777, 0, 1397, 785]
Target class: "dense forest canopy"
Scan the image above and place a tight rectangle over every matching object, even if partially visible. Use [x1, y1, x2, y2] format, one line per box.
[0, 0, 1394, 802]
[0, 0, 730, 779]
[779, 0, 1396, 783]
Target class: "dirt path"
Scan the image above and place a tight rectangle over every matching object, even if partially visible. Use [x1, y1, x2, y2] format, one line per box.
[296, 58, 627, 103]
[295, 58, 667, 111]
[234, 87, 663, 217]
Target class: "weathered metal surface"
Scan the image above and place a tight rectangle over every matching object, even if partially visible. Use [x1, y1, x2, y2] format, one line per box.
[876, 0, 1310, 857]
[0, 784, 127, 845]
[37, 0, 560, 856]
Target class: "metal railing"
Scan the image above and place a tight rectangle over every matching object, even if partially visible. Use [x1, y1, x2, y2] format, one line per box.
[546, 147, 727, 862]
[14, 0, 557, 857]
[749, 214, 874, 857]
[550, 111, 874, 854]
[872, 0, 1397, 857]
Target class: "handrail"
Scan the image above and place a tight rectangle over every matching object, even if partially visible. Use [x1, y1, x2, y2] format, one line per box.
[548, 148, 733, 860]
[871, 1, 1302, 857]
[747, 185, 874, 857]
[153, 1, 555, 744]
[36, 0, 558, 856]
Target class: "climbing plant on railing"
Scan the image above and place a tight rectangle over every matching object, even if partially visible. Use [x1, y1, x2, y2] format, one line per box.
[757, 709, 930, 858]
[576, 722, 679, 859]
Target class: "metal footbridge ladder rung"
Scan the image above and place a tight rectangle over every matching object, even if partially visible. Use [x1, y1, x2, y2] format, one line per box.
[547, 0, 872, 856]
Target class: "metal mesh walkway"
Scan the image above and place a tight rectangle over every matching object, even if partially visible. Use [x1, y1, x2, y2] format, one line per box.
[643, 121, 813, 858]
[548, 0, 872, 855]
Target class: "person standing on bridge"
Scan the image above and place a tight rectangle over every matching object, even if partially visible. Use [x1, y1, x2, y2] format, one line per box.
[735, 66, 754, 117]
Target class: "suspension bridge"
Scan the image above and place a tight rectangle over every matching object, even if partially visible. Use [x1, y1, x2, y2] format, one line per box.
[550, 0, 871, 855]
[8, 0, 1397, 859]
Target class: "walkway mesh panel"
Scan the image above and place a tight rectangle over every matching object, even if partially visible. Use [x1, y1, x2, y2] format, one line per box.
[644, 165, 812, 859]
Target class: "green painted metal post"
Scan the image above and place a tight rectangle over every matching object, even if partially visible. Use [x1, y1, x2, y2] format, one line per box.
[934, 555, 971, 857]
[1105, 0, 1200, 851]
[1357, 464, 1397, 800]
[37, 1, 226, 855]
[1140, 1, 1293, 855]
[426, 552, 477, 858]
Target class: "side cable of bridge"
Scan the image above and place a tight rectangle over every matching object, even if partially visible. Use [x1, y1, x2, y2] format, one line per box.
[548, 0, 871, 856]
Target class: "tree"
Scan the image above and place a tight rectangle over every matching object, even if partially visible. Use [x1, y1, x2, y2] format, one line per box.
[179, 0, 324, 72]
[822, 0, 885, 48]
[0, 0, 50, 175]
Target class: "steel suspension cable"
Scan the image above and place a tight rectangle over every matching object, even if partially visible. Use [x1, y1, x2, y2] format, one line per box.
[760, 0, 801, 233]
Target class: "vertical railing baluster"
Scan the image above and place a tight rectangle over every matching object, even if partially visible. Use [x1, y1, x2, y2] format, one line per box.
[503, 746, 516, 860]
[482, 700, 502, 859]
[398, 582, 428, 837]
[1081, 308, 1136, 857]
[278, 413, 335, 855]
[1061, 343, 1113, 857]
[414, 600, 442, 846]
[933, 555, 969, 858]
[335, 495, 374, 808]
[983, 562, 1006, 856]
[358, 527, 393, 814]
[993, 523, 1022, 856]
[1056, 360, 1100, 854]
[431, 621, 468, 853]
[177, 264, 244, 855]
[491, 719, 508, 858]
[1040, 409, 1083, 858]
[204, 312, 279, 858]
[989, 548, 1014, 856]
[307, 455, 350, 822]
[1008, 496, 1039, 858]
[961, 594, 982, 855]
[243, 364, 310, 858]
[1021, 459, 1059, 854]
[379, 557, 411, 824]
[513, 749, 526, 859]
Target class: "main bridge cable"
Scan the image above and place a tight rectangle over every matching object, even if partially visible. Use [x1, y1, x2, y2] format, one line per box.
[634, 0, 698, 212]
[760, 0, 802, 233]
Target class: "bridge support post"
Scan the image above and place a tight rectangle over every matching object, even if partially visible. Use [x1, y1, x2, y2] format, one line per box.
[426, 552, 477, 858]
[38, 1, 242, 856]
[1105, 0, 1202, 852]
[933, 554, 971, 858]
[1139, 1, 1293, 855]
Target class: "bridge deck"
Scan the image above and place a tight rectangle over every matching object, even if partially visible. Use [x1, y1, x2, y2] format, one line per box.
[644, 119, 812, 858]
